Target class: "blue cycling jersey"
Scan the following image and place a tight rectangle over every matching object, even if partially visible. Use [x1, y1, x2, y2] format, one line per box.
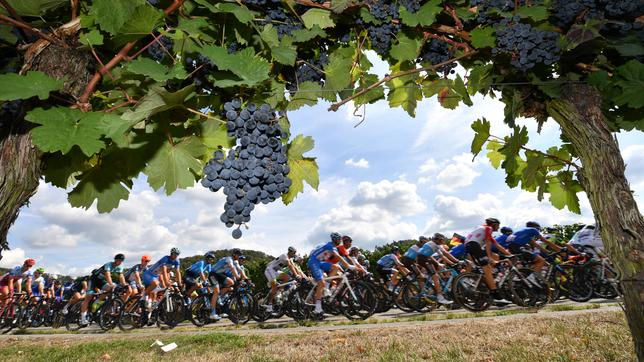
[309, 242, 337, 262]
[508, 227, 541, 246]
[148, 256, 180, 276]
[187, 260, 212, 276]
[496, 234, 511, 248]
[377, 254, 398, 268]
[403, 245, 420, 260]
[212, 257, 233, 274]
[418, 242, 439, 257]
[450, 244, 466, 259]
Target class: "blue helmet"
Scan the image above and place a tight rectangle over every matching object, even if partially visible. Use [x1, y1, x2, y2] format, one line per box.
[500, 226, 513, 235]
[526, 221, 541, 229]
[330, 232, 342, 242]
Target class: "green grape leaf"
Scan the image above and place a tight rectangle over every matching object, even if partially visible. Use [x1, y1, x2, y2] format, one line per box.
[194, 2, 255, 24]
[3, 0, 66, 17]
[486, 141, 505, 169]
[26, 107, 108, 156]
[467, 63, 493, 95]
[259, 25, 280, 48]
[144, 136, 205, 195]
[118, 5, 164, 40]
[0, 71, 64, 101]
[287, 26, 326, 43]
[330, 0, 353, 13]
[125, 58, 187, 82]
[272, 46, 297, 65]
[522, 151, 545, 189]
[286, 81, 323, 111]
[79, 29, 104, 46]
[547, 172, 582, 214]
[423, 78, 460, 109]
[470, 27, 496, 49]
[200, 119, 235, 149]
[353, 73, 385, 105]
[453, 75, 472, 106]
[399, 0, 442, 26]
[121, 85, 195, 122]
[68, 170, 131, 213]
[0, 24, 17, 44]
[387, 63, 423, 116]
[389, 33, 422, 62]
[301, 9, 335, 29]
[515, 6, 548, 21]
[199, 46, 270, 86]
[89, 0, 144, 35]
[42, 150, 91, 189]
[324, 46, 355, 92]
[500, 126, 529, 174]
[613, 60, 644, 108]
[282, 134, 319, 205]
[470, 118, 490, 157]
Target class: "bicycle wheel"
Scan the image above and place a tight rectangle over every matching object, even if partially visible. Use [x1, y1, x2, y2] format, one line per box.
[98, 298, 123, 331]
[452, 272, 491, 312]
[158, 294, 185, 328]
[340, 281, 377, 320]
[118, 297, 143, 331]
[65, 301, 83, 331]
[567, 268, 594, 302]
[288, 283, 313, 322]
[251, 291, 272, 323]
[189, 295, 210, 327]
[590, 264, 621, 299]
[227, 293, 253, 325]
[17, 303, 36, 330]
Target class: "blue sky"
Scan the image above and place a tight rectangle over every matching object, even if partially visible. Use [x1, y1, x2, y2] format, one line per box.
[4, 55, 643, 276]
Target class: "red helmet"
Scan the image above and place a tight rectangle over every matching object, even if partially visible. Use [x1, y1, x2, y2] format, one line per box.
[141, 255, 152, 263]
[24, 258, 36, 266]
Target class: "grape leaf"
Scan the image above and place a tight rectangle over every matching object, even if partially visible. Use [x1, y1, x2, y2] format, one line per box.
[259, 25, 280, 48]
[470, 118, 490, 157]
[199, 46, 270, 86]
[486, 141, 505, 169]
[324, 46, 354, 93]
[387, 63, 422, 116]
[118, 5, 164, 41]
[193, 2, 255, 24]
[287, 26, 326, 43]
[353, 73, 385, 105]
[144, 136, 205, 195]
[125, 58, 187, 82]
[3, 0, 66, 17]
[121, 85, 195, 122]
[26, 107, 108, 156]
[613, 60, 644, 108]
[547, 172, 582, 214]
[470, 27, 496, 49]
[79, 29, 104, 46]
[302, 9, 335, 29]
[272, 46, 297, 65]
[399, 0, 442, 26]
[200, 119, 234, 149]
[287, 81, 324, 110]
[500, 126, 529, 174]
[89, 0, 144, 35]
[0, 71, 64, 101]
[390, 33, 422, 62]
[282, 134, 319, 204]
[515, 6, 548, 21]
[68, 169, 131, 213]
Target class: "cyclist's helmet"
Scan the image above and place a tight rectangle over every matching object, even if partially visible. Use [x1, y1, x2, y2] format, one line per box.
[24, 258, 36, 266]
[341, 235, 352, 244]
[35, 267, 45, 273]
[357, 253, 366, 261]
[141, 255, 152, 263]
[231, 248, 243, 256]
[293, 255, 303, 263]
[50, 274, 58, 280]
[114, 253, 125, 261]
[485, 217, 500, 226]
[170, 247, 181, 255]
[433, 233, 446, 241]
[500, 226, 513, 235]
[330, 232, 342, 242]
[391, 246, 401, 254]
[419, 235, 429, 243]
[349, 246, 359, 255]
[526, 221, 541, 229]
[287, 246, 297, 254]
[239, 255, 246, 261]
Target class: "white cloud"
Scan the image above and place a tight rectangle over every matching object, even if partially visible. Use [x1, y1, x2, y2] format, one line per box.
[350, 180, 426, 215]
[417, 153, 482, 192]
[0, 248, 26, 268]
[24, 225, 80, 248]
[345, 158, 370, 169]
[418, 158, 440, 174]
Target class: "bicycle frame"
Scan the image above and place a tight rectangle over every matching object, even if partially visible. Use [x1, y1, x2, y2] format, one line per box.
[304, 272, 357, 304]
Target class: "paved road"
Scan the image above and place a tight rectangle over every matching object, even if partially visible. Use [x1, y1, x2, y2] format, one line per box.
[0, 298, 621, 340]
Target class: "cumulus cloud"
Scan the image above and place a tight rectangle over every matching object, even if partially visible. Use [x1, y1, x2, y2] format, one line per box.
[0, 247, 26, 268]
[307, 180, 425, 249]
[345, 158, 370, 169]
[24, 225, 80, 248]
[417, 153, 482, 192]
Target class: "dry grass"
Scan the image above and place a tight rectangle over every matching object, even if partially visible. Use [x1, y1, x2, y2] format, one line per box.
[0, 311, 634, 362]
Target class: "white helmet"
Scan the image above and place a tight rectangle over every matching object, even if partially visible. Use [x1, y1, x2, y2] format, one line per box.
[50, 274, 58, 280]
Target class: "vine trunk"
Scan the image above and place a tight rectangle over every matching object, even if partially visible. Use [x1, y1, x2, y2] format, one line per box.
[549, 83, 644, 360]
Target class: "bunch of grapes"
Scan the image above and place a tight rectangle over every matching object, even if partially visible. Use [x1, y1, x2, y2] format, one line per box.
[284, 52, 329, 91]
[185, 55, 215, 94]
[367, 23, 402, 55]
[551, 0, 602, 28]
[418, 39, 457, 75]
[263, 8, 303, 39]
[493, 17, 560, 71]
[201, 100, 292, 239]
[400, 0, 421, 13]
[147, 36, 173, 61]
[370, 1, 399, 21]
[0, 100, 22, 129]
[470, 0, 523, 24]
[551, 0, 643, 34]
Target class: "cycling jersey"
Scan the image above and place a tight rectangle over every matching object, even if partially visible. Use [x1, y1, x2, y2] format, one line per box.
[224, 260, 243, 278]
[186, 260, 212, 278]
[418, 241, 440, 257]
[31, 276, 45, 295]
[495, 234, 511, 248]
[1, 266, 33, 282]
[211, 256, 234, 274]
[507, 227, 541, 246]
[266, 254, 290, 272]
[309, 242, 338, 262]
[403, 245, 420, 260]
[377, 254, 399, 269]
[94, 262, 125, 281]
[449, 243, 466, 259]
[466, 225, 494, 246]
[125, 263, 148, 282]
[148, 256, 180, 276]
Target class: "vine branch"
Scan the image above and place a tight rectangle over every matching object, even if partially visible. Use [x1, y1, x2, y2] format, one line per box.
[0, 14, 67, 47]
[327, 50, 477, 112]
[489, 135, 581, 170]
[78, 0, 185, 109]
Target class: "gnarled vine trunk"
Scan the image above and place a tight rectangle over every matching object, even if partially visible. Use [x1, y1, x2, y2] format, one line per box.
[0, 120, 42, 255]
[548, 84, 644, 360]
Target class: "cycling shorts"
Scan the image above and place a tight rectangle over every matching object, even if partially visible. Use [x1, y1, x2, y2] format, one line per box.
[465, 241, 489, 266]
[509, 244, 538, 263]
[264, 268, 279, 285]
[375, 265, 394, 282]
[416, 255, 437, 275]
[128, 280, 143, 290]
[211, 272, 230, 287]
[142, 270, 159, 287]
[89, 276, 106, 291]
[307, 259, 332, 282]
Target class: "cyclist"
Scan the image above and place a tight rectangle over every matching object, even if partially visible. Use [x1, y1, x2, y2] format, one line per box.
[430, 233, 460, 266]
[464, 217, 512, 304]
[347, 246, 368, 274]
[491, 227, 513, 260]
[124, 255, 151, 298]
[210, 249, 244, 304]
[264, 246, 299, 312]
[449, 235, 467, 260]
[143, 248, 182, 311]
[307, 232, 352, 316]
[357, 253, 370, 270]
[507, 221, 568, 274]
[62, 275, 88, 314]
[401, 239, 423, 276]
[417, 236, 453, 305]
[81, 254, 127, 326]
[184, 251, 219, 320]
[51, 277, 64, 301]
[0, 258, 35, 307]
[376, 246, 408, 290]
[31, 267, 47, 297]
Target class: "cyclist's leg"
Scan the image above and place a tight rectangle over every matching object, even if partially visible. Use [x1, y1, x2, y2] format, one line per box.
[466, 242, 496, 290]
